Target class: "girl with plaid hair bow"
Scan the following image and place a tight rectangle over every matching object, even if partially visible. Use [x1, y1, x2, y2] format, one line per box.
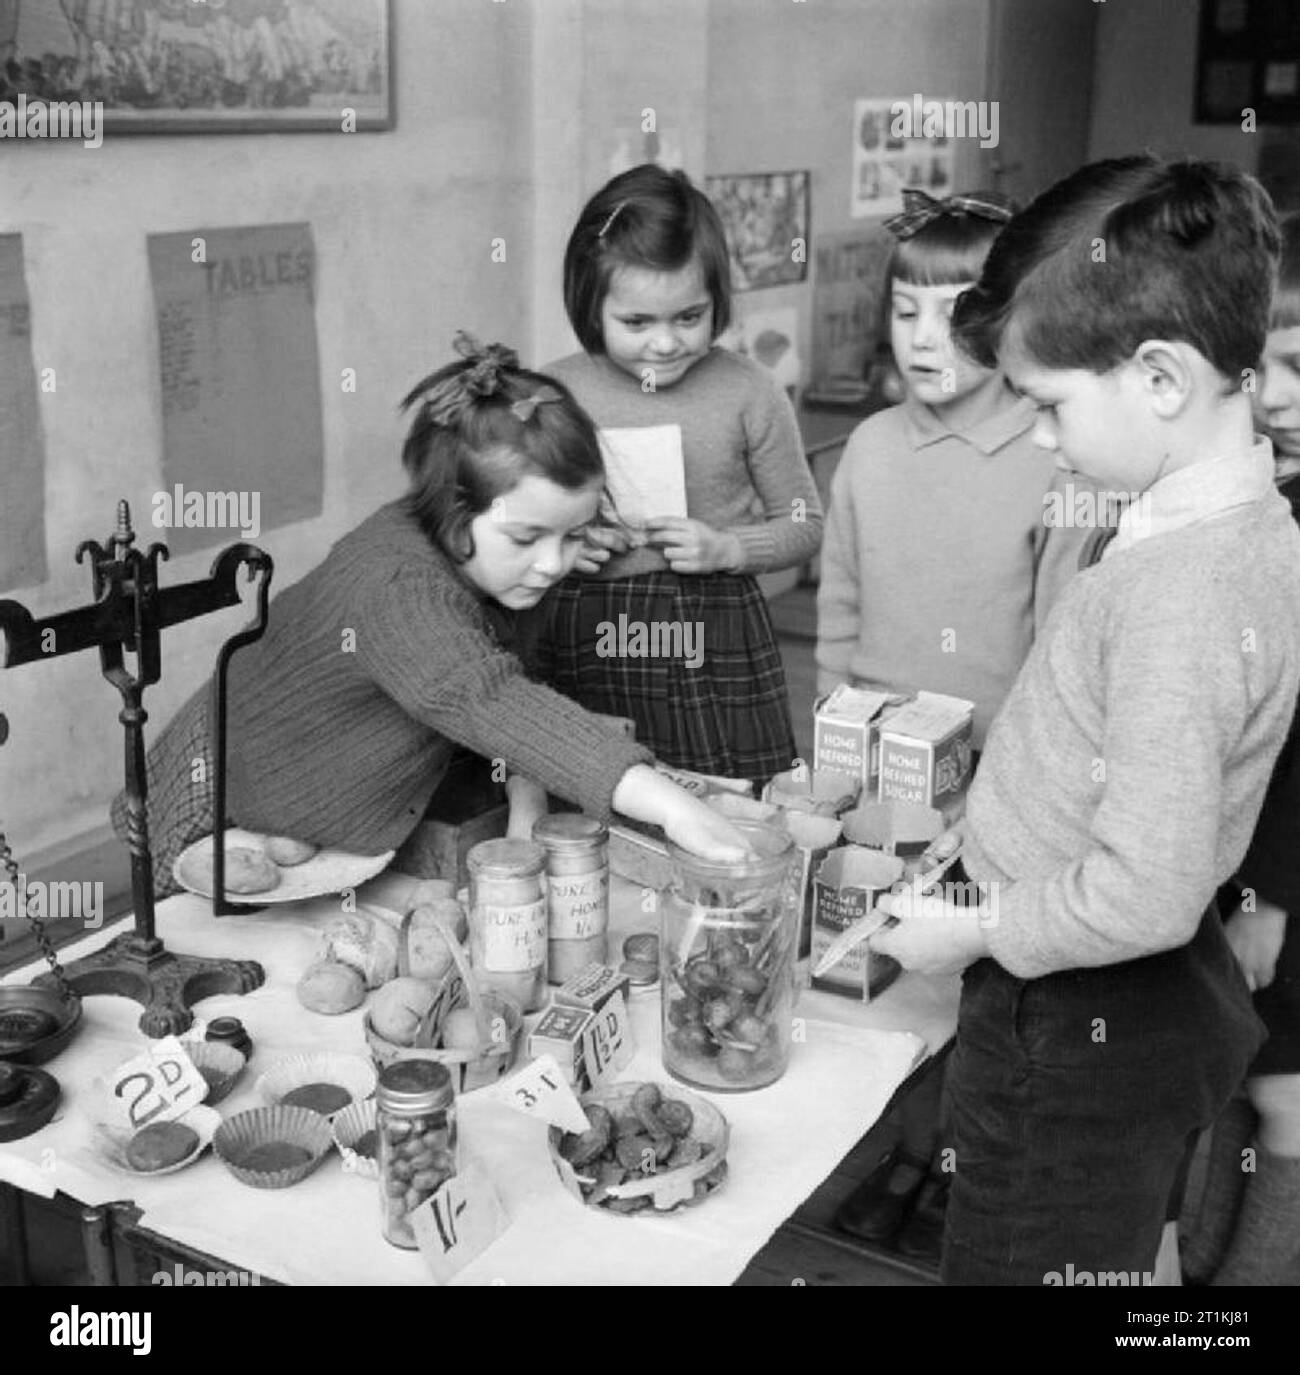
[820, 193, 1093, 1254]
[113, 334, 751, 897]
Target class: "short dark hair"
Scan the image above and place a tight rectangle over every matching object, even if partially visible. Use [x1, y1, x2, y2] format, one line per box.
[563, 163, 732, 353]
[889, 193, 1015, 287]
[952, 156, 1280, 380]
[399, 349, 604, 563]
[1273, 212, 1300, 330]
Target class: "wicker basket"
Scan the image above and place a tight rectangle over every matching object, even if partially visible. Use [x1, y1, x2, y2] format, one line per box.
[363, 904, 523, 1093]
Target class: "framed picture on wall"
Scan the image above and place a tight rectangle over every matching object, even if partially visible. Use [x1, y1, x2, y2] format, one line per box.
[0, 0, 392, 134]
[1196, 0, 1300, 124]
[706, 170, 810, 292]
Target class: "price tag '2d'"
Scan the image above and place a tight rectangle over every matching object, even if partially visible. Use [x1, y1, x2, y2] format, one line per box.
[490, 1053, 591, 1135]
[107, 1035, 208, 1133]
[412, 1164, 510, 1285]
[580, 990, 634, 1092]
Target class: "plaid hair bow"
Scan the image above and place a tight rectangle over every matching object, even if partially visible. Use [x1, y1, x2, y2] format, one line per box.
[883, 189, 1013, 240]
[421, 330, 521, 427]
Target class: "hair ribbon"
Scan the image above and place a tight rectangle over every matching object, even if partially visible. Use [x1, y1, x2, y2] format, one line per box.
[884, 189, 1013, 240]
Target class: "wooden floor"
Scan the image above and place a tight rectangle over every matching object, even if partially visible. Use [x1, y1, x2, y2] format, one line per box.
[735, 583, 942, 1287]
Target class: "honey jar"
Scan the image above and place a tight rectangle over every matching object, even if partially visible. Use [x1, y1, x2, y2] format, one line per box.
[532, 814, 609, 985]
[466, 838, 548, 1012]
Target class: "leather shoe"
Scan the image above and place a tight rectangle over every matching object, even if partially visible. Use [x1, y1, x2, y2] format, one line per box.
[896, 1172, 950, 1264]
[834, 1146, 932, 1244]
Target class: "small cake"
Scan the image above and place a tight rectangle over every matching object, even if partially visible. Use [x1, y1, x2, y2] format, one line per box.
[237, 1141, 312, 1173]
[263, 836, 319, 866]
[195, 845, 281, 895]
[280, 1081, 352, 1116]
[126, 1121, 200, 1171]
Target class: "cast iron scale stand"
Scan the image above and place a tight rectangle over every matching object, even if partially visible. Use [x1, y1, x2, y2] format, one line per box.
[0, 501, 273, 1038]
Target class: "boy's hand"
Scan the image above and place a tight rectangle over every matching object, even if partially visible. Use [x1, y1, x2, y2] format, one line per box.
[644, 517, 743, 575]
[870, 883, 991, 975]
[572, 523, 633, 575]
[1223, 899, 1288, 992]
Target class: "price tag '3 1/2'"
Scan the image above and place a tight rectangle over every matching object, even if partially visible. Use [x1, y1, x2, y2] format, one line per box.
[108, 1036, 208, 1133]
[491, 1053, 591, 1135]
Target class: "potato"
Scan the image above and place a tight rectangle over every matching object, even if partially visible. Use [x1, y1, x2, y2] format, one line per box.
[406, 900, 467, 982]
[369, 976, 440, 1046]
[439, 1007, 482, 1052]
[297, 959, 366, 1015]
[322, 911, 399, 989]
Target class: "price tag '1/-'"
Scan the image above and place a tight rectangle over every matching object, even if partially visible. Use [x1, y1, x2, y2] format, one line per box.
[491, 1053, 591, 1135]
[580, 990, 634, 1092]
[108, 1035, 207, 1133]
[411, 1164, 509, 1285]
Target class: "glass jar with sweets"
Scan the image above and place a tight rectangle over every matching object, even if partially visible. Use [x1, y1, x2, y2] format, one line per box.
[532, 814, 609, 985]
[376, 1060, 457, 1249]
[467, 838, 548, 1012]
[661, 819, 801, 1092]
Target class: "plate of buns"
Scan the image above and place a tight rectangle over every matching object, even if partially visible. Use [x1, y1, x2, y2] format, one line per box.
[173, 828, 395, 905]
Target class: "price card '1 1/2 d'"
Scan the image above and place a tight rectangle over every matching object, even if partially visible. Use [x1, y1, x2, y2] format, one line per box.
[580, 991, 634, 1092]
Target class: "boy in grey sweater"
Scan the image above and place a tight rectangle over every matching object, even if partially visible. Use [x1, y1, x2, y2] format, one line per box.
[871, 157, 1300, 1285]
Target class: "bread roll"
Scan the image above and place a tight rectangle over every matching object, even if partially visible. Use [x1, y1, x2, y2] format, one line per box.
[263, 836, 319, 866]
[195, 845, 280, 895]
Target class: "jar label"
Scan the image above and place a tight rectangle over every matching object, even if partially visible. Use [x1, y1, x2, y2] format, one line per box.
[546, 870, 609, 940]
[480, 900, 547, 973]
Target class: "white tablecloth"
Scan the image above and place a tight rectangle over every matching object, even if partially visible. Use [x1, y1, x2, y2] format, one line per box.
[1, 876, 956, 1286]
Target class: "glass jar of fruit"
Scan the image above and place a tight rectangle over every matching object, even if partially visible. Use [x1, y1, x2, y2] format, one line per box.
[661, 820, 802, 1092]
[376, 1060, 457, 1249]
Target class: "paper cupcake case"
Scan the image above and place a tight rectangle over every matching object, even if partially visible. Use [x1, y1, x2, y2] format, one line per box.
[92, 1104, 222, 1178]
[256, 1052, 377, 1120]
[332, 1098, 379, 1181]
[214, 1106, 334, 1189]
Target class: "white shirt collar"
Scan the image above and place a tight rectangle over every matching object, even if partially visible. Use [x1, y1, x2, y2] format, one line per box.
[1109, 437, 1277, 555]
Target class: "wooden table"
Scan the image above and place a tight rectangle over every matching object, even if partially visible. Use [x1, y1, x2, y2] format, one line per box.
[0, 872, 959, 1286]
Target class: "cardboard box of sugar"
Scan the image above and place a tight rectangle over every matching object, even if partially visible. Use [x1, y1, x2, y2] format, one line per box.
[876, 692, 974, 812]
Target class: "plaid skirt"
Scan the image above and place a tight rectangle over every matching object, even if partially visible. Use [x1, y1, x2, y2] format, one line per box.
[110, 687, 216, 900]
[539, 571, 795, 788]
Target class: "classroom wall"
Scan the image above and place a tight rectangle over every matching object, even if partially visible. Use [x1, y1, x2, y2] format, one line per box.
[0, 0, 536, 861]
[705, 0, 993, 386]
[1087, 0, 1258, 170]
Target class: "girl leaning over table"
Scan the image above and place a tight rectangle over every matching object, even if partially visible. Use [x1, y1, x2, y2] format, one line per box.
[110, 334, 749, 897]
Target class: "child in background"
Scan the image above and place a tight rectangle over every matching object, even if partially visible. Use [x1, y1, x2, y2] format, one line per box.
[872, 157, 1300, 1285]
[1182, 212, 1300, 1286]
[819, 190, 1089, 1251]
[541, 164, 823, 790]
[113, 335, 749, 895]
[817, 188, 1084, 750]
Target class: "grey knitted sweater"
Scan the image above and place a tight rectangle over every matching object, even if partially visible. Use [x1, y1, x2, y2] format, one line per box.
[967, 441, 1300, 978]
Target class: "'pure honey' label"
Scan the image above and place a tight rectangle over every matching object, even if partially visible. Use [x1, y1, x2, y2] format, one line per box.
[481, 900, 547, 973]
[547, 871, 609, 940]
